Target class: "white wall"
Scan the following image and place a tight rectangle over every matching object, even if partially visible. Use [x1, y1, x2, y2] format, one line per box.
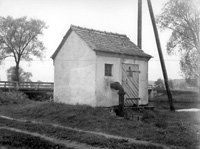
[95, 52, 149, 106]
[54, 31, 150, 107]
[95, 54, 121, 107]
[54, 31, 96, 106]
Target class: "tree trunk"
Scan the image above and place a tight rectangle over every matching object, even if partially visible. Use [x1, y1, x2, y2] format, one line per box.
[198, 75, 200, 96]
[198, 60, 200, 96]
[15, 62, 20, 82]
[198, 45, 200, 96]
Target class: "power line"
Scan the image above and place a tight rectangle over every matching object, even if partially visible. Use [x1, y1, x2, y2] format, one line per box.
[3, 59, 181, 62]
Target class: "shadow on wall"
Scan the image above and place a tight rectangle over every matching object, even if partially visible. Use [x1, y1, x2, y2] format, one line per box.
[96, 77, 119, 106]
[104, 77, 114, 90]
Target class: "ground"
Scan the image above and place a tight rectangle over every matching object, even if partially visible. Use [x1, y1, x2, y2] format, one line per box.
[0, 91, 199, 149]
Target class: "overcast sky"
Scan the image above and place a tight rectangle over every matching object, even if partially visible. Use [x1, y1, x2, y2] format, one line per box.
[0, 0, 182, 81]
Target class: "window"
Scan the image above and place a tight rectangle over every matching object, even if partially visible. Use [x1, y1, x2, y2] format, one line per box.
[105, 64, 113, 76]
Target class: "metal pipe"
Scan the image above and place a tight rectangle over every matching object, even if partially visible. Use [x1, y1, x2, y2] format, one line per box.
[110, 82, 125, 117]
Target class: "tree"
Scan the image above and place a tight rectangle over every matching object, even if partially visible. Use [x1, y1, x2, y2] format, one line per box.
[7, 66, 32, 82]
[185, 78, 198, 87]
[0, 16, 47, 81]
[154, 78, 165, 89]
[156, 0, 200, 93]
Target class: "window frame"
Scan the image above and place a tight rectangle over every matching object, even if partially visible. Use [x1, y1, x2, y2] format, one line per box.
[104, 64, 113, 77]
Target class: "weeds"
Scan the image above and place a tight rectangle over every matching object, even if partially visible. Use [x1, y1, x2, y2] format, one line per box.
[0, 129, 69, 149]
[0, 117, 163, 149]
[0, 101, 199, 148]
[155, 118, 168, 129]
[141, 110, 156, 122]
[0, 91, 30, 105]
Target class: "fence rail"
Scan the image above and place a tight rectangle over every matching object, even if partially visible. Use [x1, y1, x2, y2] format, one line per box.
[0, 81, 54, 91]
[148, 85, 153, 90]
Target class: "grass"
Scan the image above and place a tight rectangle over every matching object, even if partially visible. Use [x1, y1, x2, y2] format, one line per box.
[152, 90, 199, 103]
[0, 117, 162, 149]
[0, 129, 70, 149]
[0, 91, 200, 148]
[151, 91, 200, 110]
[0, 91, 31, 105]
[0, 101, 200, 148]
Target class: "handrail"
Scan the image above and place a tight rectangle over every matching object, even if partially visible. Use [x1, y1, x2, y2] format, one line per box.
[148, 85, 153, 89]
[0, 81, 54, 90]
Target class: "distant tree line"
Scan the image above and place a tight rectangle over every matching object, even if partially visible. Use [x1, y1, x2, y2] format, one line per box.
[154, 78, 198, 91]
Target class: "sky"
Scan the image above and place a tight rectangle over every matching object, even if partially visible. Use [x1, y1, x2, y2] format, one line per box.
[0, 0, 182, 82]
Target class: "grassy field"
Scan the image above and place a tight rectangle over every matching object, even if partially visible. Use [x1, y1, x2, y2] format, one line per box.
[0, 116, 163, 149]
[0, 100, 200, 148]
[0, 91, 200, 148]
[0, 129, 69, 149]
[150, 90, 200, 110]
[151, 90, 199, 103]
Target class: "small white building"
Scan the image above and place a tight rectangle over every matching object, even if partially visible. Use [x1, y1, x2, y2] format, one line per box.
[51, 25, 152, 107]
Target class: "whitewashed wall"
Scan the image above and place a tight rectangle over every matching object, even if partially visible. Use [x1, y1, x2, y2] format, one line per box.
[95, 53, 149, 106]
[54, 31, 96, 106]
[53, 31, 150, 106]
[95, 54, 121, 107]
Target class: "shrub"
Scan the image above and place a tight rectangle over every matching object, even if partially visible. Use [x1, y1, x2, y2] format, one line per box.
[141, 111, 156, 122]
[155, 118, 168, 129]
[0, 91, 30, 105]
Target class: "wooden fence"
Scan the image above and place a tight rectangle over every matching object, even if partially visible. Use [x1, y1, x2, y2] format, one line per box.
[0, 81, 53, 91]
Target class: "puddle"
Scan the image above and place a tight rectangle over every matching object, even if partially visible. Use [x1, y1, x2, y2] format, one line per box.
[176, 108, 200, 112]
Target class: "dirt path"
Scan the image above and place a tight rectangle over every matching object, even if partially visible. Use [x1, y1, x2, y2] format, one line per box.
[0, 115, 175, 149]
[0, 126, 101, 149]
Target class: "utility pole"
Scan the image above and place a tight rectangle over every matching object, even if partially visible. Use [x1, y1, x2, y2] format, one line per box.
[137, 0, 142, 49]
[147, 0, 175, 111]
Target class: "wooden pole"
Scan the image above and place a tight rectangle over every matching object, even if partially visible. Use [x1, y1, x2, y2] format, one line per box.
[147, 0, 175, 111]
[137, 0, 142, 49]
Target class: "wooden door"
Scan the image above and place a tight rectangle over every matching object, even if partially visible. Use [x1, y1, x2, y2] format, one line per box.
[122, 64, 140, 106]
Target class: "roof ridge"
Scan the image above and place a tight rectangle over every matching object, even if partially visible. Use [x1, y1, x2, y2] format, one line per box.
[51, 25, 152, 59]
[71, 24, 127, 38]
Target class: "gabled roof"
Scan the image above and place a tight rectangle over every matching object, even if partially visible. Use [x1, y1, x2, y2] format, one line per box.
[51, 25, 152, 59]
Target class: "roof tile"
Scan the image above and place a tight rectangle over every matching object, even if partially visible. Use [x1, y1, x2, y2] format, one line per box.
[51, 25, 152, 59]
[71, 25, 152, 58]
